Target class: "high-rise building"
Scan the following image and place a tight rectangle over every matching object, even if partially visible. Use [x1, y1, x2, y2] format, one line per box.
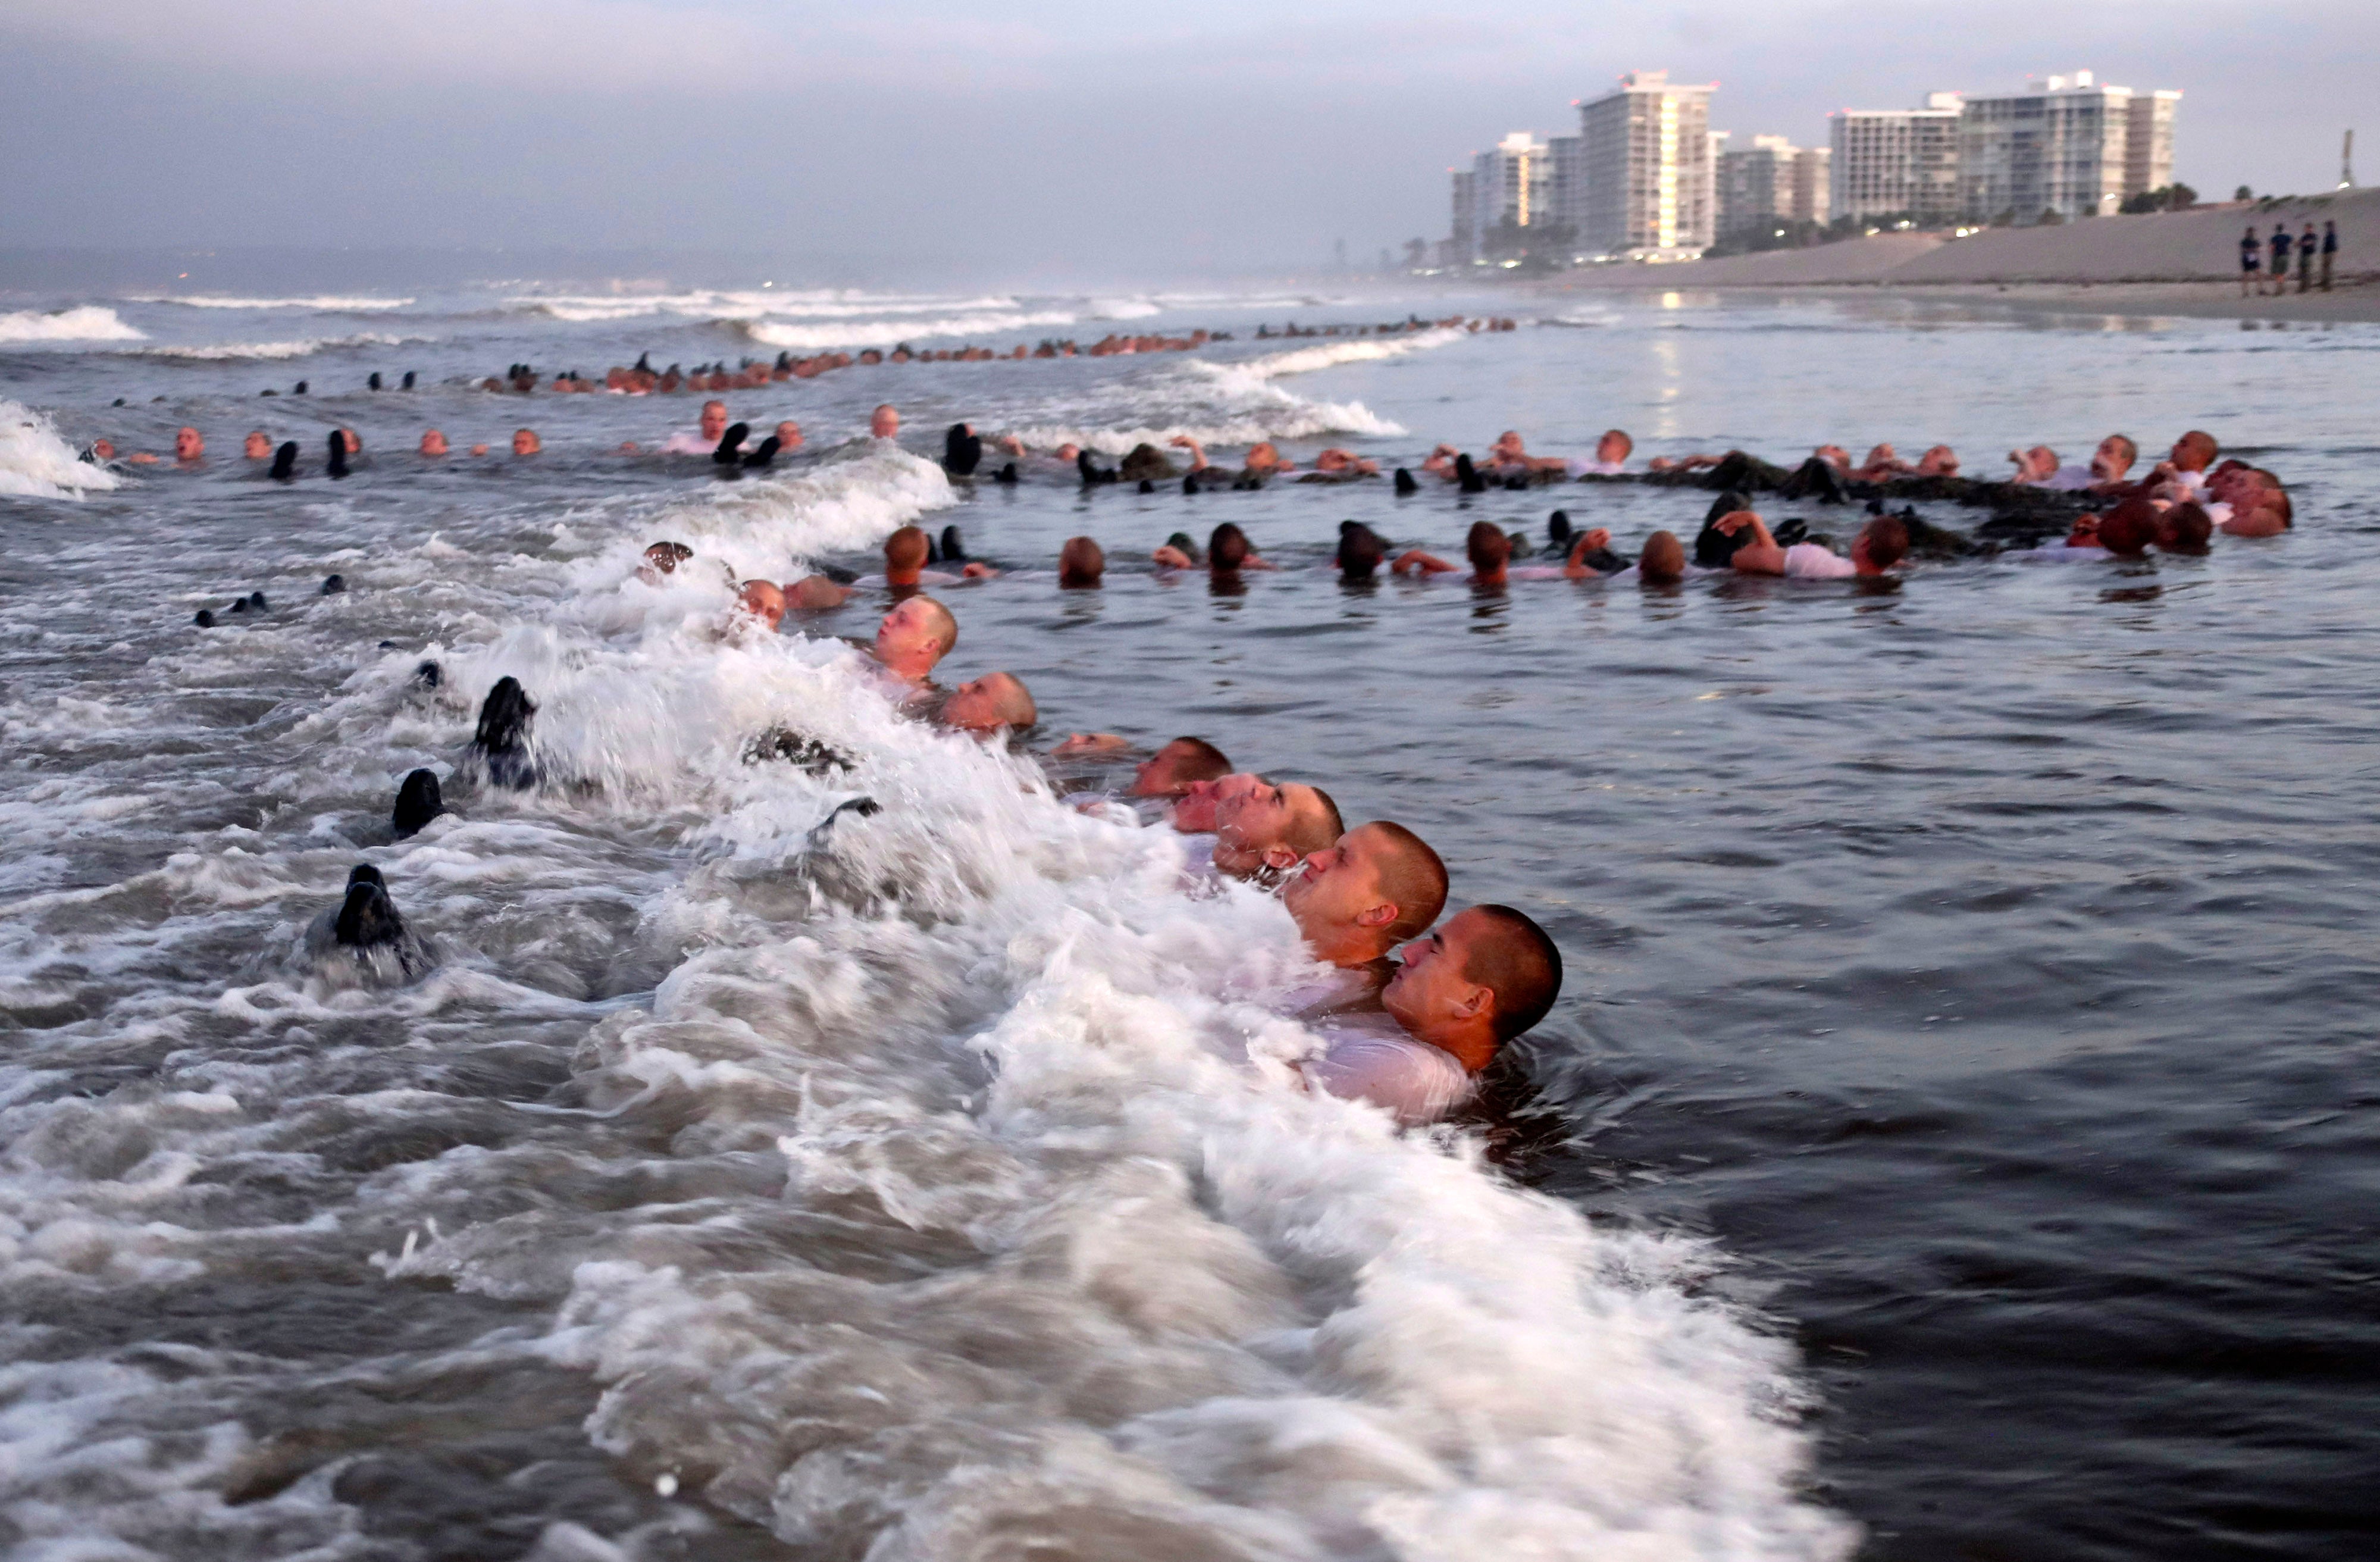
[1446, 133, 1552, 262]
[1576, 70, 1717, 258]
[1790, 146, 1831, 226]
[1716, 134, 1789, 239]
[1829, 92, 1964, 224]
[2124, 90, 2182, 198]
[1717, 136, 1831, 242]
[1448, 168, 1477, 264]
[1958, 71, 2181, 222]
[1548, 134, 1586, 251]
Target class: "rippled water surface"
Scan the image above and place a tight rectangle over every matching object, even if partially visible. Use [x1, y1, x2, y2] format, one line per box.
[2, 281, 2374, 1561]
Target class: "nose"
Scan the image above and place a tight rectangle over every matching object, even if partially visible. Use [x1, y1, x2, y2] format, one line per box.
[1303, 849, 1330, 874]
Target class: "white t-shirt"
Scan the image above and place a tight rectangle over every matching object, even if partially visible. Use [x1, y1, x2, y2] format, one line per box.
[662, 431, 718, 455]
[1782, 543, 1859, 579]
[1566, 458, 1628, 477]
[2039, 465, 2097, 491]
[1301, 1021, 1474, 1126]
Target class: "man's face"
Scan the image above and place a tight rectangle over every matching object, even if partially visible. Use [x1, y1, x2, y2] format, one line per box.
[1216, 778, 1320, 860]
[1282, 824, 1393, 941]
[737, 581, 785, 630]
[2093, 437, 2134, 481]
[700, 402, 728, 440]
[873, 598, 942, 670]
[1383, 909, 1492, 1041]
[1130, 740, 1204, 798]
[421, 431, 449, 456]
[512, 430, 540, 456]
[242, 431, 271, 459]
[2171, 435, 2214, 472]
[174, 427, 202, 459]
[341, 429, 362, 454]
[1171, 771, 1257, 832]
[776, 421, 803, 450]
[941, 676, 1018, 732]
[1596, 431, 1630, 465]
[871, 406, 900, 439]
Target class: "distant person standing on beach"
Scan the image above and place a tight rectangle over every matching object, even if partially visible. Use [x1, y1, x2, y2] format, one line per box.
[2268, 226, 2291, 295]
[2240, 227, 2261, 296]
[2322, 220, 2338, 291]
[2297, 223, 2318, 293]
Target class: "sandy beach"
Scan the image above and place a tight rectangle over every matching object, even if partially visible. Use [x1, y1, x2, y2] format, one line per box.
[1533, 186, 2380, 321]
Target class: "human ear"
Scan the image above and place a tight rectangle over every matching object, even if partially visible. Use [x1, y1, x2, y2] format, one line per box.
[1356, 902, 1396, 928]
[1261, 844, 1300, 871]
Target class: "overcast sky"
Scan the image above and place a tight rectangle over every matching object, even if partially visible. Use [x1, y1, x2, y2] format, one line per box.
[6, 1, 2375, 285]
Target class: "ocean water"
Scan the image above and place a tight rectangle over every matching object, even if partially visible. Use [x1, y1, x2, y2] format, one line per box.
[1, 278, 2373, 1562]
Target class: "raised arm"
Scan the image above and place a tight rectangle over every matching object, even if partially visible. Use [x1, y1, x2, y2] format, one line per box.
[1392, 548, 1460, 576]
[1559, 528, 1615, 579]
[1715, 511, 1787, 575]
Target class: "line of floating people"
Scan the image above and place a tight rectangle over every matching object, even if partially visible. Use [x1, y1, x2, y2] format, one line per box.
[250, 415, 2288, 1128]
[312, 547, 1554, 1126]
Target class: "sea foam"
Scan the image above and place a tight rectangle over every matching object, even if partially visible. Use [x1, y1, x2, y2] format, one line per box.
[0, 399, 124, 499]
[0, 306, 146, 345]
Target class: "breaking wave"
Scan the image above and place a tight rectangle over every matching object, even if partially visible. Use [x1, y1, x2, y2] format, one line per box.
[0, 398, 124, 499]
[0, 306, 146, 345]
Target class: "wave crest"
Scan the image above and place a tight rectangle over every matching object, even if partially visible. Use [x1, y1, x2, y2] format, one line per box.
[0, 306, 146, 345]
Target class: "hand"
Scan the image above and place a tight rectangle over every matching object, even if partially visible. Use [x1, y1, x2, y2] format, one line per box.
[1581, 527, 1611, 550]
[1713, 512, 1753, 537]
[1053, 732, 1129, 755]
[1153, 545, 1194, 568]
[962, 562, 998, 578]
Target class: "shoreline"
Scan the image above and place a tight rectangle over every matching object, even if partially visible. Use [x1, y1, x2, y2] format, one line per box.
[1582, 278, 2380, 324]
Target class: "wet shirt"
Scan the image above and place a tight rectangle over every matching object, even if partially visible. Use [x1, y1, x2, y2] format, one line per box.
[1300, 1019, 1473, 1126]
[1782, 542, 1859, 579]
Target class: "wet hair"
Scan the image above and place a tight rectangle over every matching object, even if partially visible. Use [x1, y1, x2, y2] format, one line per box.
[1465, 520, 1511, 573]
[1159, 737, 1231, 786]
[1209, 522, 1251, 572]
[885, 525, 931, 574]
[325, 430, 349, 479]
[2104, 434, 2138, 467]
[2096, 498, 2160, 556]
[963, 672, 1036, 728]
[1280, 782, 1344, 859]
[1164, 532, 1201, 564]
[643, 541, 694, 572]
[1639, 530, 1687, 583]
[1336, 522, 1386, 580]
[1364, 822, 1449, 943]
[2160, 502, 2213, 550]
[2175, 430, 2219, 469]
[1057, 536, 1106, 586]
[1600, 428, 1633, 458]
[1858, 515, 1910, 569]
[1463, 904, 1564, 1042]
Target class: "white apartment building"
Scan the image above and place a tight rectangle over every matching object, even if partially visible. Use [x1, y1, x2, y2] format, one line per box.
[1576, 70, 1717, 258]
[1448, 132, 1552, 262]
[1958, 71, 2181, 221]
[1830, 92, 1964, 225]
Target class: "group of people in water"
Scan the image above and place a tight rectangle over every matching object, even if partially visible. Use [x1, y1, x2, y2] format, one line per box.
[466, 315, 1494, 398]
[260, 392, 2297, 1125]
[590, 525, 1559, 1126]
